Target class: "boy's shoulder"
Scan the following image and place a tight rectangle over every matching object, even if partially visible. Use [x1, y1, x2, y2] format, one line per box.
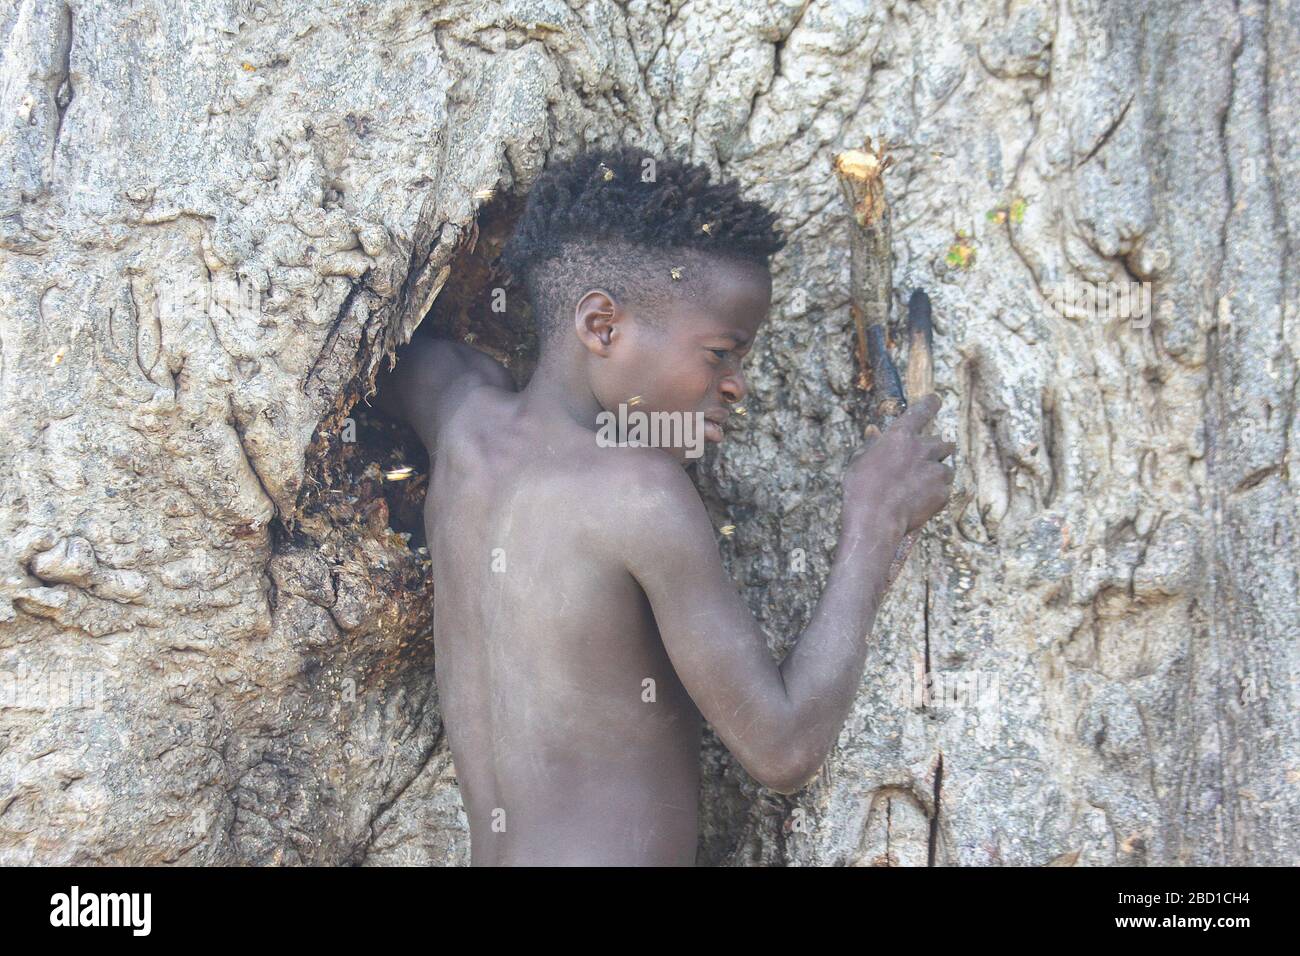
[582, 445, 706, 550]
[436, 387, 703, 534]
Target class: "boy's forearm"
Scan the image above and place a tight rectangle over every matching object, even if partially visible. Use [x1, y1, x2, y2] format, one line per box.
[776, 506, 907, 775]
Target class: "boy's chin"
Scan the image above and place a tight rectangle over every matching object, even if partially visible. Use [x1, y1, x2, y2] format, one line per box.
[677, 445, 712, 467]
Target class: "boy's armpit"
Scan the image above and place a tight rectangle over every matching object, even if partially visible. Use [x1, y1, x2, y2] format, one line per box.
[611, 452, 811, 793]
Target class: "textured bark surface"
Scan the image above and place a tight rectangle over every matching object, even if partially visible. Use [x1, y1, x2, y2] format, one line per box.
[1, 0, 1295, 865]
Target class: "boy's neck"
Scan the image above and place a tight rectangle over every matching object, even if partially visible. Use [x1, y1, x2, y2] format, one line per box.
[518, 353, 605, 434]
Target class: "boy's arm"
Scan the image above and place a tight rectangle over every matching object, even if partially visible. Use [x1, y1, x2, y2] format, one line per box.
[371, 337, 513, 451]
[617, 395, 953, 794]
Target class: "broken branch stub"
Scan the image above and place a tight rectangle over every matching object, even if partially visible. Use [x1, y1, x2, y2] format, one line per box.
[833, 140, 902, 416]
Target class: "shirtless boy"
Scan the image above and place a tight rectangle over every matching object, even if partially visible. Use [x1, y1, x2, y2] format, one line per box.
[376, 147, 954, 866]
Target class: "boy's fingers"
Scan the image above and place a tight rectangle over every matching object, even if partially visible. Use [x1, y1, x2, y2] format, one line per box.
[928, 462, 955, 486]
[923, 438, 957, 461]
[895, 393, 941, 432]
[850, 423, 883, 461]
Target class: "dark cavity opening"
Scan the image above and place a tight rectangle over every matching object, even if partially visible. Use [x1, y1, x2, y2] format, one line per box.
[305, 191, 536, 557]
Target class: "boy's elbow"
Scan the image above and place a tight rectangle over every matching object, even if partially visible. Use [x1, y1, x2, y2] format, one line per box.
[759, 774, 808, 796]
[748, 743, 822, 795]
[728, 702, 827, 794]
[761, 766, 820, 796]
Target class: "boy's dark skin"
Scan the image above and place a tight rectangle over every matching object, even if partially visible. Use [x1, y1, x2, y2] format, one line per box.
[377, 255, 954, 865]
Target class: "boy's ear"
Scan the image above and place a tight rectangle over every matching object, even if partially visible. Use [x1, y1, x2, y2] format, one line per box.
[574, 289, 619, 356]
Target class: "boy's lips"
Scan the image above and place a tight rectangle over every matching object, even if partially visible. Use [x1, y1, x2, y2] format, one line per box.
[703, 414, 727, 442]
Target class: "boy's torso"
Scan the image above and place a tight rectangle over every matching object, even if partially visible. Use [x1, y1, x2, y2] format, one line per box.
[425, 384, 704, 865]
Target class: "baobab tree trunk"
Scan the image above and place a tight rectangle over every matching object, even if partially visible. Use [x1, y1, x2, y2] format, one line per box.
[0, 0, 1294, 865]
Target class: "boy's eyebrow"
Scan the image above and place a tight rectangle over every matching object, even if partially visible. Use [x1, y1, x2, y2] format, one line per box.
[710, 330, 752, 346]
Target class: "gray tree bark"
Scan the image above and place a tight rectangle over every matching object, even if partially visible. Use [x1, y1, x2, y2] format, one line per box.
[0, 0, 1294, 865]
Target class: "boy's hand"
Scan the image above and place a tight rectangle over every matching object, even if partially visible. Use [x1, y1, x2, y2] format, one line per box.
[842, 393, 955, 536]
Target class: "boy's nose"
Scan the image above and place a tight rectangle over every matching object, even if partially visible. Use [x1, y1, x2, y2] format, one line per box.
[720, 371, 747, 405]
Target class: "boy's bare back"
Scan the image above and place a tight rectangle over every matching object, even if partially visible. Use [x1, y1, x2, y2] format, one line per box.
[428, 384, 703, 865]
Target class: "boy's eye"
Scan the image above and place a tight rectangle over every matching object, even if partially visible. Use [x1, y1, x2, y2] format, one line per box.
[709, 348, 730, 360]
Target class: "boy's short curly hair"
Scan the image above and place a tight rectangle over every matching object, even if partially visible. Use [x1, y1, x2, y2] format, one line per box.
[500, 146, 787, 348]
